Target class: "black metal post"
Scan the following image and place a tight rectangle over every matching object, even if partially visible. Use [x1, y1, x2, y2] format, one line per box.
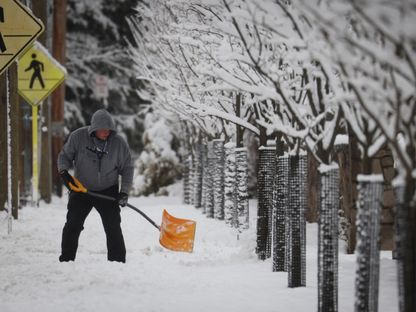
[213, 139, 225, 220]
[355, 175, 384, 312]
[318, 165, 339, 312]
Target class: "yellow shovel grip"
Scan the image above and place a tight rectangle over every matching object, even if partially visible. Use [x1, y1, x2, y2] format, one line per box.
[68, 176, 87, 193]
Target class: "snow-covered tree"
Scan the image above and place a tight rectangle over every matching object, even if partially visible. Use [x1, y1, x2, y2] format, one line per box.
[66, 0, 145, 152]
[128, 0, 261, 143]
[132, 111, 181, 196]
[295, 1, 416, 311]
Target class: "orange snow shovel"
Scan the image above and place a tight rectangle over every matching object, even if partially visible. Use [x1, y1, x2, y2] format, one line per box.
[68, 177, 197, 253]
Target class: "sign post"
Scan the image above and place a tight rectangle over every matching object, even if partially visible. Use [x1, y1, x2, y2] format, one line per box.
[32, 105, 39, 205]
[18, 42, 66, 206]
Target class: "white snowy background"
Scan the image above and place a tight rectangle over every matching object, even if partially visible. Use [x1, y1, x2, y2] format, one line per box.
[0, 183, 398, 312]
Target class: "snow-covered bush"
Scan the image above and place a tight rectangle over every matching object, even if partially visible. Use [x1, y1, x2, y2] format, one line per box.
[132, 113, 181, 196]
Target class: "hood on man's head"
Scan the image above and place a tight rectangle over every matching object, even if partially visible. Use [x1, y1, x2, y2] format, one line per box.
[88, 109, 116, 136]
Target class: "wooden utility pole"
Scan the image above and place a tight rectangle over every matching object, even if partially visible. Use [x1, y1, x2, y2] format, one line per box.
[9, 64, 20, 219]
[52, 0, 67, 196]
[0, 72, 7, 211]
[0, 64, 19, 218]
[19, 101, 32, 205]
[33, 0, 52, 203]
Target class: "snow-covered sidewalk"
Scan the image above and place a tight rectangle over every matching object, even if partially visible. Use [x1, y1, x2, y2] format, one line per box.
[0, 192, 398, 312]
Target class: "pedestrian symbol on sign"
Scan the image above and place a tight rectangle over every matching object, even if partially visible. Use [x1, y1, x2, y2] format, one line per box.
[25, 53, 45, 89]
[18, 41, 66, 107]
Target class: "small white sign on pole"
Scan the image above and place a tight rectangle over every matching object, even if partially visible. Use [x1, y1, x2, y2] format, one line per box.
[95, 75, 109, 99]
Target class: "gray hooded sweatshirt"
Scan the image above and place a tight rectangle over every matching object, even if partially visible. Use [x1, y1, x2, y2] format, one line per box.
[58, 109, 134, 193]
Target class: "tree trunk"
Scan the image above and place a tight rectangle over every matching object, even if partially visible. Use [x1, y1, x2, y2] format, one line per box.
[52, 0, 67, 196]
[213, 139, 225, 220]
[201, 142, 208, 214]
[318, 164, 339, 312]
[0, 72, 8, 210]
[272, 153, 288, 272]
[256, 146, 275, 260]
[33, 0, 52, 204]
[287, 154, 307, 287]
[307, 150, 319, 222]
[235, 147, 249, 232]
[205, 141, 214, 218]
[354, 175, 384, 312]
[193, 143, 204, 208]
[0, 72, 7, 210]
[393, 183, 406, 312]
[335, 142, 355, 254]
[9, 64, 19, 219]
[224, 142, 236, 226]
[402, 177, 416, 312]
[182, 154, 192, 205]
[235, 93, 243, 148]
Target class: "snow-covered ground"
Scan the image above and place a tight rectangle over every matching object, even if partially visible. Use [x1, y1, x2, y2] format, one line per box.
[0, 187, 398, 312]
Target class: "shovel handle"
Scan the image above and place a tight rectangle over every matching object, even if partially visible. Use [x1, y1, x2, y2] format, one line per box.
[125, 203, 161, 231]
[86, 191, 161, 231]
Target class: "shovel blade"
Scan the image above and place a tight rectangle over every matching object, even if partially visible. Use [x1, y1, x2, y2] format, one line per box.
[159, 209, 196, 253]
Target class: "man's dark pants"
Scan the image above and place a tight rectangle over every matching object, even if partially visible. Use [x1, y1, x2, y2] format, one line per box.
[59, 184, 126, 263]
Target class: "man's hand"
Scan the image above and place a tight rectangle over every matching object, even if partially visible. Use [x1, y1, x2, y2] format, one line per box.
[117, 192, 128, 207]
[60, 170, 75, 190]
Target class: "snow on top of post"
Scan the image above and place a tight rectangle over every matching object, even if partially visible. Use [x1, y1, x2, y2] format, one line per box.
[357, 174, 384, 183]
[392, 174, 406, 188]
[259, 145, 275, 150]
[267, 139, 276, 146]
[224, 142, 236, 148]
[278, 152, 289, 159]
[287, 148, 307, 157]
[318, 162, 339, 173]
[235, 147, 248, 152]
[334, 134, 349, 146]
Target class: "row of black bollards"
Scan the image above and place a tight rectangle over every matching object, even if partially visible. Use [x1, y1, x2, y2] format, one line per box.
[183, 140, 391, 312]
[235, 147, 250, 231]
[258, 144, 307, 288]
[182, 139, 249, 232]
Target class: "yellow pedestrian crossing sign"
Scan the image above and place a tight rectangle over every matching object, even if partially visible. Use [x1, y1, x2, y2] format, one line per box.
[0, 0, 44, 76]
[18, 42, 66, 106]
